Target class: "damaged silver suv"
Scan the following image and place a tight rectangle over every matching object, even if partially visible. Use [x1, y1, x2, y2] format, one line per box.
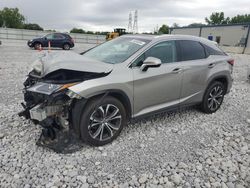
[19, 35, 233, 146]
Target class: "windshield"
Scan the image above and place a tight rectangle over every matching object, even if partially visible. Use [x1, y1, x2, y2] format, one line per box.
[82, 37, 150, 64]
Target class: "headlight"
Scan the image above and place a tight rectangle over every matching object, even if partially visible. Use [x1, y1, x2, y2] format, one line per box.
[27, 82, 78, 95]
[27, 82, 62, 95]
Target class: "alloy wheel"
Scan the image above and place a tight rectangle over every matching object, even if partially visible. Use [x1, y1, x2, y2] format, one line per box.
[207, 85, 224, 111]
[88, 104, 122, 141]
[64, 44, 70, 50]
[34, 43, 40, 50]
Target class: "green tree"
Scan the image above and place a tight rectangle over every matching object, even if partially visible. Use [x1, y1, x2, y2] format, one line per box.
[172, 23, 180, 28]
[0, 11, 3, 26]
[158, 24, 169, 34]
[0, 7, 25, 28]
[86, 31, 94, 34]
[230, 14, 250, 24]
[205, 12, 230, 25]
[23, 23, 43, 30]
[187, 23, 206, 27]
[45, 29, 56, 32]
[95, 31, 109, 35]
[70, 28, 86, 34]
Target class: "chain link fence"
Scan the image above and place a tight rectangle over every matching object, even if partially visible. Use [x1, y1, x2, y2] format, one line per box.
[0, 27, 106, 44]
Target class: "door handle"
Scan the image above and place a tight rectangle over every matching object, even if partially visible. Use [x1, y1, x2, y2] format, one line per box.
[208, 63, 215, 68]
[172, 68, 182, 74]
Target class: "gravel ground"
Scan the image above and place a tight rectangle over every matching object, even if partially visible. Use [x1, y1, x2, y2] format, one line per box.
[0, 41, 250, 188]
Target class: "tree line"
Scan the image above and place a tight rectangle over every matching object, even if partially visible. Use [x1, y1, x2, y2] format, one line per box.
[156, 12, 250, 34]
[0, 7, 43, 30]
[69, 28, 109, 35]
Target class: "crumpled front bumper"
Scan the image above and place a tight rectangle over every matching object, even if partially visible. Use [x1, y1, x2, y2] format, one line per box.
[29, 104, 64, 122]
[18, 90, 84, 153]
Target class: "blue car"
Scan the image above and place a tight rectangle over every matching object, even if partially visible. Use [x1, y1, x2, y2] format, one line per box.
[27, 33, 74, 50]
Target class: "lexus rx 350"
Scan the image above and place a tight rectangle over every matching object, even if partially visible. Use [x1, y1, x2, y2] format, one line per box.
[19, 34, 234, 146]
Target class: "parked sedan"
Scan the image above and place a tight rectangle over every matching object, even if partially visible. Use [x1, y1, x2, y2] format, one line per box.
[20, 34, 234, 147]
[27, 33, 74, 50]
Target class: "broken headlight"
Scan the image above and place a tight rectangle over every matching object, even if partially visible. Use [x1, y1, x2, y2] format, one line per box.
[27, 82, 79, 95]
[66, 90, 82, 99]
[27, 82, 62, 95]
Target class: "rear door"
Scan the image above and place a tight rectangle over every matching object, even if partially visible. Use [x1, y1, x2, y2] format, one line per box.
[176, 40, 211, 105]
[132, 40, 183, 117]
[52, 33, 65, 47]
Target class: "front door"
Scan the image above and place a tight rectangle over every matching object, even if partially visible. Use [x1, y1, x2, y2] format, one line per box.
[132, 41, 183, 117]
[44, 33, 54, 47]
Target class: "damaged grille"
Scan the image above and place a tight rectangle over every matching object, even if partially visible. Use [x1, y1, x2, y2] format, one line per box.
[41, 69, 110, 84]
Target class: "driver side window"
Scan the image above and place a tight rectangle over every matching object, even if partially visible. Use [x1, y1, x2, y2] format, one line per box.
[133, 40, 177, 67]
[46, 34, 54, 39]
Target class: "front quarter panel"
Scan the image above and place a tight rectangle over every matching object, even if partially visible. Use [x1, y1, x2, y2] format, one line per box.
[69, 65, 134, 110]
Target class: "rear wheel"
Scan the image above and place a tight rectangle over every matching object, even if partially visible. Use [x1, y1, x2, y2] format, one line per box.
[79, 96, 126, 146]
[63, 43, 70, 50]
[200, 81, 225, 113]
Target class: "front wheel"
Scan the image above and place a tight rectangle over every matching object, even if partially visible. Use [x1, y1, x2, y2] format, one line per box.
[34, 43, 42, 50]
[79, 96, 126, 146]
[200, 81, 226, 114]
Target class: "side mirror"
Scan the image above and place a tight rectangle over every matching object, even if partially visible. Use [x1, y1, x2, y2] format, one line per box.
[44, 37, 47, 40]
[140, 57, 161, 72]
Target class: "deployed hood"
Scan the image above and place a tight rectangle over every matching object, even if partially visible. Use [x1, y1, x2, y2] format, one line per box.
[33, 51, 113, 77]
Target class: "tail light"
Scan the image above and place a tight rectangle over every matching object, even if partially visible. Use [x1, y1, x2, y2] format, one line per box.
[227, 59, 234, 66]
[71, 38, 74, 43]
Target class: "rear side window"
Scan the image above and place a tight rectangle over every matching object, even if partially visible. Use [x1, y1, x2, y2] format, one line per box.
[179, 40, 206, 61]
[64, 34, 72, 39]
[203, 44, 225, 56]
[54, 34, 64, 39]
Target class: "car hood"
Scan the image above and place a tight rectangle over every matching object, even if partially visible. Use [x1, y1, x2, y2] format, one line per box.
[35, 51, 113, 76]
[29, 37, 42, 41]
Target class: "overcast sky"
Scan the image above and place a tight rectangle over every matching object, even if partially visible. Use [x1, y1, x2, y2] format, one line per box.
[0, 0, 249, 32]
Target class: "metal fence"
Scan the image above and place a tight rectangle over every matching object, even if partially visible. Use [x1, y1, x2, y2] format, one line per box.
[0, 27, 106, 44]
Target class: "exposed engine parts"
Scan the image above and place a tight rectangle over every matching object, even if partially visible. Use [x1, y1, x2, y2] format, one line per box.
[19, 63, 110, 152]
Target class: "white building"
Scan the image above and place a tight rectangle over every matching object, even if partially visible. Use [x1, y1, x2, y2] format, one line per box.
[170, 23, 250, 54]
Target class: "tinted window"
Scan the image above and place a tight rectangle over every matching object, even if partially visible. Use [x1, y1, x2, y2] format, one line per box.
[54, 34, 64, 39]
[132, 41, 177, 67]
[179, 40, 206, 61]
[145, 41, 177, 63]
[203, 44, 225, 56]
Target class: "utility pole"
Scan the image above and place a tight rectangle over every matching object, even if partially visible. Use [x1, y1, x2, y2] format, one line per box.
[133, 10, 138, 34]
[128, 12, 133, 33]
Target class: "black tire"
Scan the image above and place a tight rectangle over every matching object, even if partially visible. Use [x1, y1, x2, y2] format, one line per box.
[200, 81, 226, 114]
[63, 43, 70, 50]
[34, 42, 42, 50]
[79, 96, 126, 146]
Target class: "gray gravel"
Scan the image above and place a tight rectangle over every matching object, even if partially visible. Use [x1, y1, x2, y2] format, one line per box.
[0, 41, 250, 187]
